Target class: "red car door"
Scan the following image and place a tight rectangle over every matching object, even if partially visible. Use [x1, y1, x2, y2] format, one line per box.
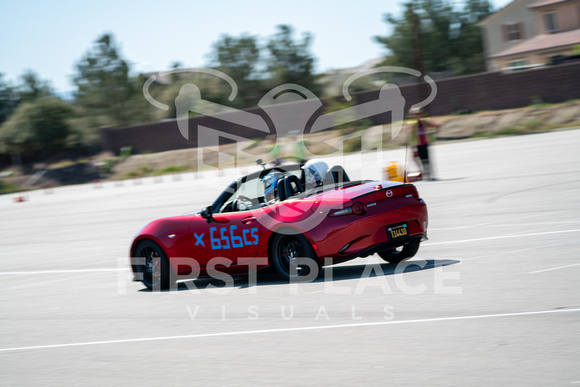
[190, 209, 266, 275]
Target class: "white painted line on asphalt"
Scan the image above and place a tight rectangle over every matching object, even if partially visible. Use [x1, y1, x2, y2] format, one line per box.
[1, 308, 578, 353]
[458, 240, 579, 262]
[425, 229, 580, 246]
[0, 246, 127, 254]
[529, 263, 580, 274]
[0, 256, 126, 272]
[0, 268, 129, 275]
[4, 272, 107, 290]
[430, 220, 580, 232]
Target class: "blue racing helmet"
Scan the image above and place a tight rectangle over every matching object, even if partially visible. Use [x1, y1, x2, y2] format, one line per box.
[262, 172, 284, 203]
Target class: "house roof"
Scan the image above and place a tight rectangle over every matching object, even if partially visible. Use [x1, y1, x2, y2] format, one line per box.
[529, 0, 579, 9]
[490, 28, 580, 58]
[477, 0, 519, 26]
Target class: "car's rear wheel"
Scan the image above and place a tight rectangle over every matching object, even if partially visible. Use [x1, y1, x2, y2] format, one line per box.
[133, 240, 172, 290]
[270, 233, 320, 280]
[378, 240, 420, 264]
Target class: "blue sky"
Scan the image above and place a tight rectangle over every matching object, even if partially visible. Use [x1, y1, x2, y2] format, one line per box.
[1, 0, 511, 94]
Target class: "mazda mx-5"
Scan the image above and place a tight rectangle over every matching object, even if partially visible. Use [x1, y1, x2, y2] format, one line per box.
[130, 159, 428, 290]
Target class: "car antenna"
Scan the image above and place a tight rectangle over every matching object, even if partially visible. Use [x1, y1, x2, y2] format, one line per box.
[255, 159, 266, 170]
[403, 142, 409, 184]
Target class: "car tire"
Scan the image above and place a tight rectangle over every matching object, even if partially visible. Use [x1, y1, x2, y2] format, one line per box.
[378, 240, 420, 264]
[132, 240, 172, 290]
[270, 233, 321, 281]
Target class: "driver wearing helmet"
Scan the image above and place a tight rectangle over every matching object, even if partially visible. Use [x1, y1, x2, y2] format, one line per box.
[262, 171, 285, 205]
[303, 159, 329, 190]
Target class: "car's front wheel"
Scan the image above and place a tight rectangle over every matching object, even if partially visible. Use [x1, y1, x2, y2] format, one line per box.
[132, 240, 172, 290]
[270, 233, 321, 281]
[378, 240, 420, 264]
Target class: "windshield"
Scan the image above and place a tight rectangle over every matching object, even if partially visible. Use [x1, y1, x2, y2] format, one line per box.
[216, 165, 302, 213]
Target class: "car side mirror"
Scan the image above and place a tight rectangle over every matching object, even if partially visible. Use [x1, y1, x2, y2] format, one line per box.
[200, 206, 214, 223]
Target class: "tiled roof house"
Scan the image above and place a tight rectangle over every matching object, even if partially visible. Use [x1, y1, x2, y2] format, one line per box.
[478, 0, 580, 71]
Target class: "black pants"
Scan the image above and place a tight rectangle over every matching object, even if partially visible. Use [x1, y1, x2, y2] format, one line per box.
[416, 144, 432, 179]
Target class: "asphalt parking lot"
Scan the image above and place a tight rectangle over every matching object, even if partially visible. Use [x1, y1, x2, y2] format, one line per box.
[1, 128, 579, 386]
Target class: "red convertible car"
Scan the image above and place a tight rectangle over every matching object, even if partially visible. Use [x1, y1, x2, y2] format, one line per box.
[130, 160, 428, 290]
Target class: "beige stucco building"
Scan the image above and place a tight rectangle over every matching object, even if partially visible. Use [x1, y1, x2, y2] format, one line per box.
[479, 0, 580, 71]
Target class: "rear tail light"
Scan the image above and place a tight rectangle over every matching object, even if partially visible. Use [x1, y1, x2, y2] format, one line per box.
[410, 186, 420, 199]
[352, 202, 366, 215]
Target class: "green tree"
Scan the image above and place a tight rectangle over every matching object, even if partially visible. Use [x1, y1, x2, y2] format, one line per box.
[421, 0, 456, 73]
[375, 2, 423, 72]
[452, 0, 492, 74]
[375, 0, 492, 76]
[210, 33, 263, 107]
[0, 97, 73, 156]
[212, 34, 260, 82]
[0, 74, 19, 125]
[266, 25, 319, 94]
[74, 33, 150, 128]
[18, 70, 52, 102]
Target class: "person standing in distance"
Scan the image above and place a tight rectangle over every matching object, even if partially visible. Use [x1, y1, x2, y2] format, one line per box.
[406, 106, 439, 181]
